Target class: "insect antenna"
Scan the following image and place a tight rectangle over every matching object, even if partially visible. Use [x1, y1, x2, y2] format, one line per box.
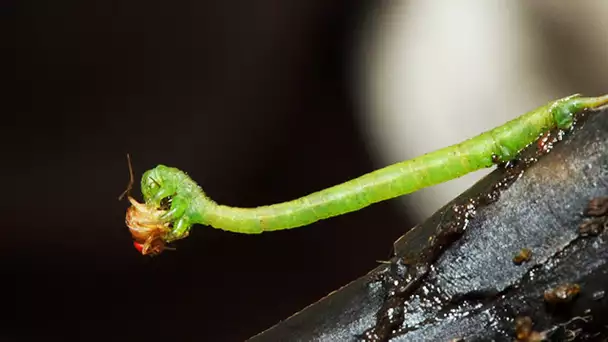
[118, 153, 134, 201]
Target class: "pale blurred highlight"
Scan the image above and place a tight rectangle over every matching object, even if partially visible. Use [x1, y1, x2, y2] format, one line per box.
[354, 1, 608, 222]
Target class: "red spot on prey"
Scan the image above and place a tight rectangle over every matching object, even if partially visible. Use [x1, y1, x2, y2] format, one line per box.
[133, 241, 144, 254]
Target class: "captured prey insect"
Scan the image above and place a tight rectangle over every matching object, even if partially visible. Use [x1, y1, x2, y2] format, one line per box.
[120, 154, 175, 255]
[124, 94, 608, 255]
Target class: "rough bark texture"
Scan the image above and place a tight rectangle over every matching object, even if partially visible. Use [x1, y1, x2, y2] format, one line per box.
[249, 106, 608, 341]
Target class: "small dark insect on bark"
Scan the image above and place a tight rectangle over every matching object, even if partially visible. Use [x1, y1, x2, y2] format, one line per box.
[543, 283, 581, 304]
[584, 196, 608, 217]
[578, 196, 608, 236]
[514, 316, 546, 342]
[578, 218, 607, 236]
[512, 248, 532, 265]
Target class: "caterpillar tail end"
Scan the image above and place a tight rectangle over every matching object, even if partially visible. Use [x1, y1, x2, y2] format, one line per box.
[577, 94, 608, 110]
[552, 93, 608, 129]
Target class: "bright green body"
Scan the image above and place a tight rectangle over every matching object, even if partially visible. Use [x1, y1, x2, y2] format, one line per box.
[138, 94, 608, 239]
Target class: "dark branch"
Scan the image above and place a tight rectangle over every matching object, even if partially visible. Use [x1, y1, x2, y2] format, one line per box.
[249, 106, 608, 341]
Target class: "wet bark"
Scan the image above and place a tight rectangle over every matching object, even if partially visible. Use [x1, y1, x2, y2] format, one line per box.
[249, 106, 608, 341]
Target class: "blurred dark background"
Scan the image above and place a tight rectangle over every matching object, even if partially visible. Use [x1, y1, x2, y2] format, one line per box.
[10, 1, 608, 341]
[10, 1, 410, 341]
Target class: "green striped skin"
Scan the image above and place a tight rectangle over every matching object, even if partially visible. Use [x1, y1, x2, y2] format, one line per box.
[139, 94, 608, 240]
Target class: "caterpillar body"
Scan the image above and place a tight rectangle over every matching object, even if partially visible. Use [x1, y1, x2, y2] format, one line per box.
[125, 94, 608, 255]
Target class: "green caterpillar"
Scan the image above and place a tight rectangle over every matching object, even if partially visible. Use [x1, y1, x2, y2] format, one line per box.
[125, 94, 608, 255]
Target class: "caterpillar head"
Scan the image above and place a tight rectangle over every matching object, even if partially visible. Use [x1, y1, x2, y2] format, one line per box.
[141, 164, 181, 207]
[121, 160, 189, 256]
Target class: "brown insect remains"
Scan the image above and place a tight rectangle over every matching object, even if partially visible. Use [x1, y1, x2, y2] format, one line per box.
[125, 196, 171, 255]
[120, 154, 171, 256]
